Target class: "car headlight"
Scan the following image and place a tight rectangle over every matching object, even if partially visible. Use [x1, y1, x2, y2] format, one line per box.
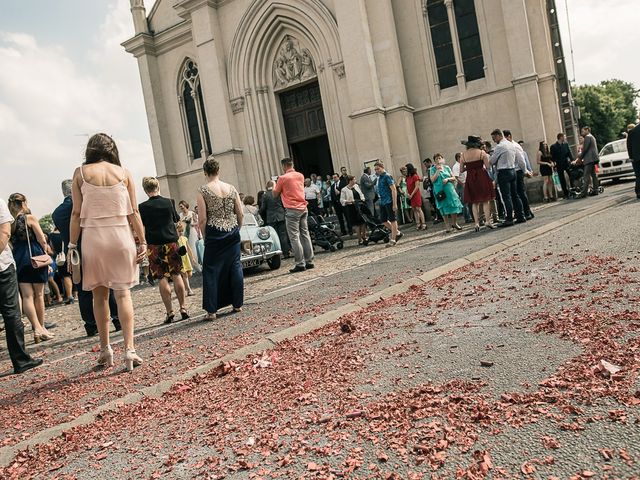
[242, 240, 252, 255]
[257, 228, 271, 240]
[253, 245, 262, 254]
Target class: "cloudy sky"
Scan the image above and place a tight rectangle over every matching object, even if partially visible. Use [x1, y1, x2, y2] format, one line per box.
[1, 0, 639, 216]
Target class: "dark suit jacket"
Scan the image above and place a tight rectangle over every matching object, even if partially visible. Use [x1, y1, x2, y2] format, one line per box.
[550, 141, 574, 167]
[259, 190, 285, 224]
[628, 125, 640, 161]
[52, 196, 72, 247]
[578, 133, 599, 165]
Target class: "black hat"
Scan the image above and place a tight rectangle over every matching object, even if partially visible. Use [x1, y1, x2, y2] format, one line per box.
[462, 135, 483, 148]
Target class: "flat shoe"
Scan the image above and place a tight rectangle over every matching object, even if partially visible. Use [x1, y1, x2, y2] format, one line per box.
[289, 265, 306, 273]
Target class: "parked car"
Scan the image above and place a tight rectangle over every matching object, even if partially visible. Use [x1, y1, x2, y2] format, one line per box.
[597, 139, 635, 182]
[240, 213, 282, 270]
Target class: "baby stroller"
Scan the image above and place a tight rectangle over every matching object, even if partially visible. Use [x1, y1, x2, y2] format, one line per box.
[357, 203, 390, 245]
[566, 162, 605, 198]
[308, 213, 344, 252]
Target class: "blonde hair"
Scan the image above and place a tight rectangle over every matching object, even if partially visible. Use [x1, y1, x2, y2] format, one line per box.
[142, 176, 159, 194]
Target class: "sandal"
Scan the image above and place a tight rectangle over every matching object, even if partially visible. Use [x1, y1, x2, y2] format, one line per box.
[204, 312, 217, 321]
[179, 308, 190, 320]
[164, 311, 175, 324]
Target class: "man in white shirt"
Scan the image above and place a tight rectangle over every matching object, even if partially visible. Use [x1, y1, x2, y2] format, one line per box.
[303, 177, 321, 215]
[490, 129, 526, 227]
[0, 198, 43, 374]
[505, 130, 534, 220]
[452, 152, 473, 223]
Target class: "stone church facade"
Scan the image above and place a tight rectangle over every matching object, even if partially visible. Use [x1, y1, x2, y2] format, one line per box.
[123, 0, 572, 202]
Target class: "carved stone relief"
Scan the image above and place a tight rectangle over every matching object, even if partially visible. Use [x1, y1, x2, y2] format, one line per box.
[272, 35, 317, 91]
[230, 96, 245, 114]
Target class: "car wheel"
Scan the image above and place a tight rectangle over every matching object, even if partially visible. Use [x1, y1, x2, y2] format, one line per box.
[267, 255, 281, 270]
[383, 236, 390, 244]
[330, 245, 337, 252]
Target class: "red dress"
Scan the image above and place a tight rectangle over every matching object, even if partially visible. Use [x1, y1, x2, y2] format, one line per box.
[405, 173, 423, 208]
[462, 151, 495, 203]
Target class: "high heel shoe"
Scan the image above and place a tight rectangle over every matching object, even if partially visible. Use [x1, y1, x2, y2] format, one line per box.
[474, 225, 480, 233]
[124, 349, 143, 372]
[453, 224, 462, 231]
[97, 345, 114, 368]
[164, 311, 175, 324]
[179, 307, 190, 320]
[34, 331, 54, 344]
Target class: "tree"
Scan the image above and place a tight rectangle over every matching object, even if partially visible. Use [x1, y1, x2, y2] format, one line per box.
[573, 79, 639, 145]
[39, 214, 54, 235]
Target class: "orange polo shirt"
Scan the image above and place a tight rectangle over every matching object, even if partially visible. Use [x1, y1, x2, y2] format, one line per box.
[274, 168, 307, 210]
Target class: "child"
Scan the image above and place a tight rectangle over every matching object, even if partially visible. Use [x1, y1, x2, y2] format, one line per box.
[177, 221, 197, 296]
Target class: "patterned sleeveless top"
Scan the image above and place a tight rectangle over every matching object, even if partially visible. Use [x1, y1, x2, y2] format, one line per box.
[199, 185, 239, 231]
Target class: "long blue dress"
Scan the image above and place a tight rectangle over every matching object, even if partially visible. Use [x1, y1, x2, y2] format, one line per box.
[430, 165, 464, 215]
[200, 185, 244, 313]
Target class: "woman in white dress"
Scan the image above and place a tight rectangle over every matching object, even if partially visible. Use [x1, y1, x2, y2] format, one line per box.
[178, 201, 202, 273]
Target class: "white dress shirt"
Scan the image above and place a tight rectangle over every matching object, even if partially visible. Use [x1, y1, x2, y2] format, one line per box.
[340, 184, 364, 206]
[490, 139, 517, 170]
[452, 161, 467, 183]
[0, 199, 16, 272]
[304, 184, 320, 200]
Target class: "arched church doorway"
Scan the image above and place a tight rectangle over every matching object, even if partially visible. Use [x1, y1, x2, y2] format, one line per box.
[280, 81, 334, 178]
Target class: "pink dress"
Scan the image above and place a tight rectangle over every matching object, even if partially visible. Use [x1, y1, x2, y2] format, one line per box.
[79, 166, 138, 291]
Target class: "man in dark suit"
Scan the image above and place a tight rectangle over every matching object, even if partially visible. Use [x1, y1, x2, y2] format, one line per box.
[52, 180, 120, 337]
[576, 126, 600, 198]
[627, 123, 640, 199]
[550, 132, 574, 198]
[330, 173, 349, 235]
[260, 180, 291, 257]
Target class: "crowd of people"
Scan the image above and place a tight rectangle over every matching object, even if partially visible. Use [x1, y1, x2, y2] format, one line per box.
[0, 124, 622, 375]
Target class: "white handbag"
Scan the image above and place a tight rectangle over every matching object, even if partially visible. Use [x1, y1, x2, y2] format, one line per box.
[55, 241, 66, 267]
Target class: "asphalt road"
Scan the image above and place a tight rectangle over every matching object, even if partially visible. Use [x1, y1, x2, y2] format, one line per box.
[0, 181, 638, 479]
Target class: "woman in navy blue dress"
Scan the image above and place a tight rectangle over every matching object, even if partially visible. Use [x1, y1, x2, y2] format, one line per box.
[196, 156, 245, 321]
[8, 193, 54, 343]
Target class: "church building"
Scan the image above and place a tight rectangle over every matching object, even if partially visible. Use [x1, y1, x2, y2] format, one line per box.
[123, 0, 575, 202]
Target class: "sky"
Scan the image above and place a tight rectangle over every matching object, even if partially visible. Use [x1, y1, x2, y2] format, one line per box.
[1, 0, 639, 217]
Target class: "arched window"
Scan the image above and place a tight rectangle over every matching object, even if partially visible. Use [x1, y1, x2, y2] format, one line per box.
[178, 59, 212, 161]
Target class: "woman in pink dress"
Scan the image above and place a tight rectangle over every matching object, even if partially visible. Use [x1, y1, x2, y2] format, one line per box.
[68, 133, 147, 371]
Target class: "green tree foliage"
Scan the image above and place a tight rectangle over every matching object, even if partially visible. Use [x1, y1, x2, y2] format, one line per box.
[573, 79, 639, 145]
[39, 213, 54, 235]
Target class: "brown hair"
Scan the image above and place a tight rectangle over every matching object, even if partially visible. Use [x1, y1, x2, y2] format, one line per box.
[7, 193, 27, 219]
[433, 153, 444, 160]
[203, 155, 220, 176]
[243, 195, 255, 205]
[85, 133, 120, 166]
[179, 200, 189, 209]
[281, 157, 294, 168]
[374, 161, 385, 169]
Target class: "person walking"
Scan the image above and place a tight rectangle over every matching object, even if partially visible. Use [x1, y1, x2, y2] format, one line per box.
[260, 180, 291, 258]
[197, 156, 244, 320]
[430, 154, 464, 233]
[575, 126, 600, 198]
[68, 133, 146, 371]
[374, 161, 402, 246]
[340, 175, 367, 245]
[627, 123, 640, 199]
[178, 201, 202, 273]
[405, 163, 426, 230]
[359, 167, 377, 218]
[7, 194, 54, 343]
[53, 179, 121, 337]
[139, 177, 189, 325]
[537, 141, 557, 202]
[550, 133, 574, 198]
[274, 158, 315, 273]
[0, 198, 43, 374]
[490, 129, 525, 227]
[459, 136, 497, 232]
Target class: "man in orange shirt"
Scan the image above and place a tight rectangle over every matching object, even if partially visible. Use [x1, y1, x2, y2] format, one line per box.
[274, 158, 315, 273]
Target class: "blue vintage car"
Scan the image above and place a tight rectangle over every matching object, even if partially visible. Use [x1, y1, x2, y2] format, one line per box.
[240, 213, 282, 270]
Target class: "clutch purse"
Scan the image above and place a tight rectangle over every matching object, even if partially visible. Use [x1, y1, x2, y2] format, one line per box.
[69, 248, 82, 285]
[24, 217, 53, 269]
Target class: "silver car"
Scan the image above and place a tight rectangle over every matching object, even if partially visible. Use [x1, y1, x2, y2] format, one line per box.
[240, 213, 282, 270]
[598, 139, 635, 182]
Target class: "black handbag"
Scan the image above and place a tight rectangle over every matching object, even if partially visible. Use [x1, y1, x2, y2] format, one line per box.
[178, 245, 188, 256]
[436, 190, 446, 201]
